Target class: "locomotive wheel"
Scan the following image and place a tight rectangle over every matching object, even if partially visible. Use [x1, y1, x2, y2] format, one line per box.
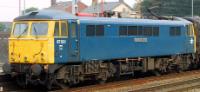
[98, 71, 108, 84]
[98, 79, 106, 84]
[152, 70, 161, 76]
[16, 74, 28, 88]
[46, 74, 61, 90]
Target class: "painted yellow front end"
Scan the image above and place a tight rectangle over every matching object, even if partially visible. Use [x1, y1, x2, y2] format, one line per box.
[9, 21, 55, 64]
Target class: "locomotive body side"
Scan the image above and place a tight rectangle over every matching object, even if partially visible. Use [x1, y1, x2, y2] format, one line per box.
[78, 18, 195, 61]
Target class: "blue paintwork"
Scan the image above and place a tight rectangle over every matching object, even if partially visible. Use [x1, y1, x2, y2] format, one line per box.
[54, 20, 80, 64]
[54, 17, 195, 63]
[67, 20, 79, 61]
[54, 38, 68, 63]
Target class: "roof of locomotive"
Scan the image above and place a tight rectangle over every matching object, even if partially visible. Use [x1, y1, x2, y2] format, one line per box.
[14, 9, 192, 26]
[78, 17, 192, 26]
[14, 9, 77, 20]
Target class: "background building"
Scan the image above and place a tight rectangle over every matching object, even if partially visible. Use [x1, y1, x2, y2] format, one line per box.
[83, 0, 136, 18]
[48, 0, 88, 13]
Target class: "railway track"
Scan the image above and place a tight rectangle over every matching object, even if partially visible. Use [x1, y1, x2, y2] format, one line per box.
[1, 70, 200, 91]
[65, 70, 200, 92]
[0, 52, 200, 91]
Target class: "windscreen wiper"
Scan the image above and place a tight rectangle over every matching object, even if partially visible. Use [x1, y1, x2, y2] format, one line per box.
[33, 26, 38, 39]
[17, 27, 28, 39]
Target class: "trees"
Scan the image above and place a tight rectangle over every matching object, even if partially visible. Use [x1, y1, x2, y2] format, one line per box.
[0, 23, 6, 31]
[140, 0, 200, 17]
[133, 0, 142, 15]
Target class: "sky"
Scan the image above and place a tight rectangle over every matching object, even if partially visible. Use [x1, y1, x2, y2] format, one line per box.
[0, 0, 135, 22]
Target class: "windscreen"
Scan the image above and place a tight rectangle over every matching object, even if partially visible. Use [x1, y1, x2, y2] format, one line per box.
[31, 22, 48, 36]
[13, 23, 28, 36]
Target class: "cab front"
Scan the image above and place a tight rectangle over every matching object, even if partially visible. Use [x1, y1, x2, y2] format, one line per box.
[9, 20, 55, 64]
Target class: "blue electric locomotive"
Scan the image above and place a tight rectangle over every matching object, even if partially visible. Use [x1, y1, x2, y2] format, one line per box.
[4, 10, 197, 89]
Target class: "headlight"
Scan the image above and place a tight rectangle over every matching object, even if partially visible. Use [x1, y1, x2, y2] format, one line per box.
[190, 38, 194, 44]
[44, 65, 49, 71]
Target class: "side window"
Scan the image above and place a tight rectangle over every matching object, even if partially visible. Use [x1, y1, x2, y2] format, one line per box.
[71, 23, 76, 38]
[176, 27, 181, 36]
[86, 25, 104, 36]
[119, 26, 128, 36]
[128, 26, 137, 35]
[177, 27, 181, 35]
[61, 22, 68, 37]
[138, 26, 143, 35]
[143, 27, 152, 36]
[54, 22, 60, 36]
[170, 27, 181, 36]
[96, 25, 104, 36]
[170, 27, 175, 36]
[86, 25, 95, 36]
[118, 26, 159, 37]
[153, 27, 159, 36]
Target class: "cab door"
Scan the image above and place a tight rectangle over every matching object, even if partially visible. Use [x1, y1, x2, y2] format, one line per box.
[54, 21, 68, 63]
[68, 19, 79, 61]
[186, 25, 196, 53]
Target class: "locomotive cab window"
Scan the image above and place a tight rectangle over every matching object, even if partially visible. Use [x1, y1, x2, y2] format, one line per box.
[54, 22, 60, 36]
[61, 22, 68, 37]
[54, 21, 68, 37]
[13, 23, 28, 36]
[31, 22, 48, 36]
[71, 23, 76, 38]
